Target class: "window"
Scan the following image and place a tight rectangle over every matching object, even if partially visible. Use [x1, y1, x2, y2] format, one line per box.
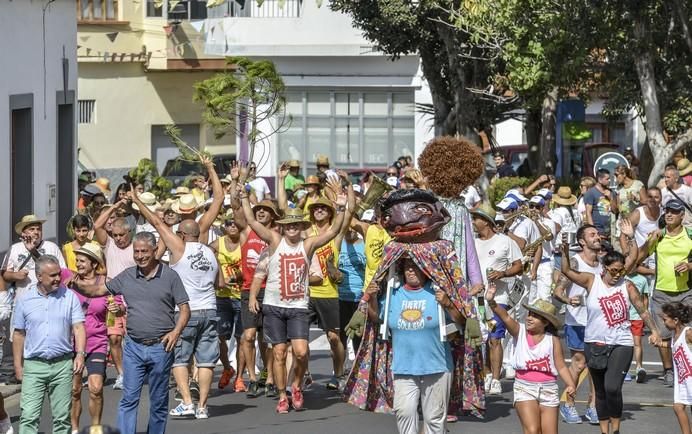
[78, 0, 118, 21]
[146, 0, 164, 17]
[278, 90, 415, 168]
[78, 100, 96, 124]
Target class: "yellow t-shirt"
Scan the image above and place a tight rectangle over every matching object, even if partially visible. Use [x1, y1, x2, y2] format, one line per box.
[309, 226, 339, 298]
[216, 236, 242, 299]
[649, 228, 692, 292]
[363, 225, 391, 290]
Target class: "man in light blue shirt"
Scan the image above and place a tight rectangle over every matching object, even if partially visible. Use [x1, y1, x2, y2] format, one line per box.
[13, 255, 86, 434]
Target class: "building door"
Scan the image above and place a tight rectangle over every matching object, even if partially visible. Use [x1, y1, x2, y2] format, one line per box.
[10, 105, 33, 241]
[151, 124, 200, 174]
[57, 92, 75, 244]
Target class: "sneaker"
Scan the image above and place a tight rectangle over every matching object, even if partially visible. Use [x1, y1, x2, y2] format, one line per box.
[258, 368, 268, 388]
[234, 378, 247, 393]
[484, 373, 493, 393]
[636, 367, 647, 383]
[337, 374, 348, 392]
[189, 380, 200, 401]
[169, 402, 195, 417]
[218, 367, 235, 390]
[446, 414, 458, 423]
[113, 374, 124, 390]
[303, 371, 313, 390]
[326, 375, 339, 390]
[664, 369, 674, 387]
[0, 416, 14, 434]
[488, 379, 502, 395]
[504, 365, 516, 380]
[291, 388, 305, 411]
[624, 372, 633, 382]
[584, 406, 599, 425]
[247, 381, 261, 397]
[276, 397, 290, 413]
[174, 388, 183, 401]
[265, 383, 278, 398]
[559, 403, 582, 424]
[195, 406, 209, 419]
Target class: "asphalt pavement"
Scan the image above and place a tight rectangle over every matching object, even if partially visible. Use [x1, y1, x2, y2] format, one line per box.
[3, 330, 682, 434]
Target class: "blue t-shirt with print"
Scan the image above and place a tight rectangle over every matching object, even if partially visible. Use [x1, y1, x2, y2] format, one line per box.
[338, 239, 366, 302]
[583, 187, 613, 235]
[381, 282, 453, 376]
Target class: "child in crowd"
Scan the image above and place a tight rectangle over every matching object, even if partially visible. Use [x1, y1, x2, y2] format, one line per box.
[662, 302, 692, 434]
[624, 273, 649, 383]
[486, 285, 576, 434]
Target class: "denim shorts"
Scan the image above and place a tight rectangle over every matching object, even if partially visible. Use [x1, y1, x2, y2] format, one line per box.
[216, 297, 243, 339]
[173, 309, 220, 368]
[489, 304, 508, 340]
[564, 324, 586, 352]
[262, 305, 310, 345]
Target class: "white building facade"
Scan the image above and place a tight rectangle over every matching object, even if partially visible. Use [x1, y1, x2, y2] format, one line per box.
[0, 0, 78, 246]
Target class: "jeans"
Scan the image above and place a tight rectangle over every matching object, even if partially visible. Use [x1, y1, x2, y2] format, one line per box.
[20, 357, 73, 434]
[173, 309, 220, 368]
[118, 336, 174, 434]
[393, 371, 452, 434]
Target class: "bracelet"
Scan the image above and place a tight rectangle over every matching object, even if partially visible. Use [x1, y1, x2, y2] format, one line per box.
[487, 300, 497, 308]
[362, 293, 371, 302]
[336, 205, 346, 212]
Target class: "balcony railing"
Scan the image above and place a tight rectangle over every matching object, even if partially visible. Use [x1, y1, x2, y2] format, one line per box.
[77, 0, 121, 22]
[147, 0, 302, 19]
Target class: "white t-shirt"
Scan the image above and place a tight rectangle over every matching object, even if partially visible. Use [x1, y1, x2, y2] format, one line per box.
[509, 215, 541, 245]
[248, 177, 271, 200]
[662, 184, 692, 227]
[475, 233, 523, 305]
[460, 185, 481, 209]
[549, 206, 581, 249]
[2, 241, 66, 299]
[540, 217, 558, 261]
[170, 242, 218, 311]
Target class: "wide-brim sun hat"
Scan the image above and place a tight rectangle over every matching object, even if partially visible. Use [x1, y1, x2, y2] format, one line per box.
[275, 208, 312, 228]
[252, 199, 281, 219]
[74, 243, 105, 269]
[174, 186, 190, 196]
[307, 197, 336, 215]
[304, 175, 321, 186]
[521, 299, 562, 329]
[470, 203, 497, 226]
[15, 214, 47, 235]
[678, 158, 692, 177]
[553, 186, 577, 206]
[131, 192, 159, 212]
[172, 194, 202, 214]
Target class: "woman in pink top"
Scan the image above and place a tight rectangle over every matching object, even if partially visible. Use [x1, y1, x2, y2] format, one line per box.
[68, 244, 122, 432]
[486, 285, 576, 434]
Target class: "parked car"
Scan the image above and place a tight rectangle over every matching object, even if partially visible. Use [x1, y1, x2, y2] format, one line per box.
[161, 153, 235, 187]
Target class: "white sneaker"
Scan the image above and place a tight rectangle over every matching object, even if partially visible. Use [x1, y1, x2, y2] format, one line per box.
[504, 366, 516, 380]
[169, 402, 195, 417]
[0, 417, 13, 434]
[488, 379, 502, 395]
[195, 406, 209, 419]
[113, 374, 124, 390]
[484, 373, 493, 393]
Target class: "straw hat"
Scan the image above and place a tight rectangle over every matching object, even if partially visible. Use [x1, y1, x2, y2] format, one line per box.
[275, 208, 311, 227]
[252, 199, 281, 219]
[304, 175, 321, 186]
[15, 215, 47, 235]
[174, 186, 190, 197]
[158, 198, 176, 212]
[307, 196, 336, 215]
[553, 186, 577, 206]
[172, 194, 202, 214]
[74, 243, 105, 269]
[288, 159, 301, 168]
[95, 178, 111, 195]
[521, 299, 562, 329]
[220, 175, 233, 185]
[316, 155, 330, 167]
[678, 158, 692, 177]
[470, 202, 497, 226]
[131, 192, 159, 212]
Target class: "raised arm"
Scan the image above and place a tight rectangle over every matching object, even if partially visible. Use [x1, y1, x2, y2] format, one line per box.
[330, 171, 356, 247]
[276, 163, 290, 213]
[94, 199, 126, 245]
[130, 184, 184, 261]
[197, 155, 224, 241]
[560, 234, 594, 291]
[619, 218, 638, 274]
[485, 283, 520, 337]
[239, 192, 280, 248]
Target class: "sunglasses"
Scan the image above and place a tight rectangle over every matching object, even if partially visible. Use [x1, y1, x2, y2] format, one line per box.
[665, 208, 684, 215]
[605, 266, 625, 278]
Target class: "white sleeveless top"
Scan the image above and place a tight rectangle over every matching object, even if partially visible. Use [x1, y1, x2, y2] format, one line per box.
[170, 242, 219, 310]
[634, 206, 659, 248]
[512, 324, 558, 377]
[565, 254, 601, 326]
[673, 327, 692, 405]
[584, 274, 633, 346]
[263, 238, 309, 309]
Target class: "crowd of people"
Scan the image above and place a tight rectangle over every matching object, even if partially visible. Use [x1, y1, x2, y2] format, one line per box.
[1, 146, 691, 434]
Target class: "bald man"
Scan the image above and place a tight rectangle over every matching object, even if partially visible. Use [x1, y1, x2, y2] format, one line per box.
[132, 192, 220, 419]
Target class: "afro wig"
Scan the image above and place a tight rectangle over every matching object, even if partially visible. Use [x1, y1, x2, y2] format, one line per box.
[418, 136, 484, 198]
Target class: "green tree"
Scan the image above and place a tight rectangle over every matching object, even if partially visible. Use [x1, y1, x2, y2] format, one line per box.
[193, 56, 289, 164]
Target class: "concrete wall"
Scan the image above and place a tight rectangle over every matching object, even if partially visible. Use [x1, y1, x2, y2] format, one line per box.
[78, 63, 235, 172]
[0, 0, 77, 247]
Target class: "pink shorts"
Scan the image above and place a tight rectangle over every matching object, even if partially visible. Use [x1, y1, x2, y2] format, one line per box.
[107, 315, 126, 337]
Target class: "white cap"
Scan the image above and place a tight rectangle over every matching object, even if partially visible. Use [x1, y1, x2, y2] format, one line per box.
[504, 188, 527, 202]
[386, 176, 399, 187]
[529, 196, 545, 206]
[496, 197, 519, 211]
[537, 188, 553, 199]
[353, 184, 363, 194]
[361, 209, 375, 222]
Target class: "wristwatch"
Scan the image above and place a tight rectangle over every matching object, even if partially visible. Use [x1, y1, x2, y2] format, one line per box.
[76, 351, 87, 357]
